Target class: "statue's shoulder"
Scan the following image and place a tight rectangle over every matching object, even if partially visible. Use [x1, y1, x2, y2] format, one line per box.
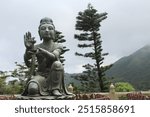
[54, 42, 63, 50]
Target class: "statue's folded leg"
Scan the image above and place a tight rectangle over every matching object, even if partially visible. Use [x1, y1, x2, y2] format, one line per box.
[27, 82, 39, 96]
[22, 75, 49, 96]
[48, 61, 64, 96]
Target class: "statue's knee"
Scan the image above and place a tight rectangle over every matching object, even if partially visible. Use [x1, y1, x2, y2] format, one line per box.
[51, 61, 63, 70]
[28, 82, 39, 95]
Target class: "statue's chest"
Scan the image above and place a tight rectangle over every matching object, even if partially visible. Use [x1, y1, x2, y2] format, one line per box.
[40, 44, 55, 52]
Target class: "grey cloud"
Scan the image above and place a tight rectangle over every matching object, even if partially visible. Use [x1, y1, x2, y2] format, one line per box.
[0, 0, 150, 73]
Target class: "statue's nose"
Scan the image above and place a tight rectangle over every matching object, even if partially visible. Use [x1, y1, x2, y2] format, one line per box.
[45, 27, 49, 32]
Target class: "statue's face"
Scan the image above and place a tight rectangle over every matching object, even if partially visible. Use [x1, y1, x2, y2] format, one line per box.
[39, 23, 55, 41]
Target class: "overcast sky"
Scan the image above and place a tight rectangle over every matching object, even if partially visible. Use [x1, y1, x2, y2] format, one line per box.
[0, 0, 150, 73]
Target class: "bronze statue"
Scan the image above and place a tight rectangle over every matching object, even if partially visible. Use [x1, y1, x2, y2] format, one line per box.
[22, 17, 71, 97]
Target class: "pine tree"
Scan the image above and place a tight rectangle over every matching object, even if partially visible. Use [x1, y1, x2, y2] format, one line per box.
[74, 4, 112, 92]
[73, 64, 99, 93]
[55, 30, 70, 64]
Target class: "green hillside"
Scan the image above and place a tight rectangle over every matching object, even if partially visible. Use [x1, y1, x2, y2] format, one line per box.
[64, 73, 81, 86]
[106, 45, 150, 90]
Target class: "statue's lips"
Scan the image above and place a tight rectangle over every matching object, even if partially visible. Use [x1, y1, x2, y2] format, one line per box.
[44, 33, 50, 35]
[44, 33, 51, 37]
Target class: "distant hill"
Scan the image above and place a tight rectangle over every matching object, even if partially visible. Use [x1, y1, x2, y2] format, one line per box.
[106, 45, 150, 90]
[64, 73, 81, 86]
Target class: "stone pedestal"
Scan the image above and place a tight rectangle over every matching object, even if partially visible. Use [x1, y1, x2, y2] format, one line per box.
[15, 94, 75, 100]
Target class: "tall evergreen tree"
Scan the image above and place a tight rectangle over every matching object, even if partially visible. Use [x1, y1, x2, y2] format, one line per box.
[55, 30, 70, 65]
[74, 4, 112, 92]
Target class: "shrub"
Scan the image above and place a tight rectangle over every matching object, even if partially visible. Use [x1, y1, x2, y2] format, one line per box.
[115, 82, 135, 92]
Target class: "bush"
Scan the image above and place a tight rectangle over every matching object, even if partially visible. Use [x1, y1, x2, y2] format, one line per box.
[115, 82, 135, 92]
[0, 78, 6, 94]
[4, 84, 23, 94]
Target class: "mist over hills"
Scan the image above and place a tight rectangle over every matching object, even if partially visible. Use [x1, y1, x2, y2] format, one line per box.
[106, 45, 150, 90]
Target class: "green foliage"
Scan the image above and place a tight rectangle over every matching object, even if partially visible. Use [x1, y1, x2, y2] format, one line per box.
[74, 4, 112, 92]
[4, 84, 23, 94]
[73, 64, 99, 93]
[115, 82, 135, 92]
[0, 78, 23, 94]
[0, 78, 6, 94]
[0, 62, 27, 94]
[102, 77, 111, 92]
[55, 30, 70, 64]
[10, 62, 29, 85]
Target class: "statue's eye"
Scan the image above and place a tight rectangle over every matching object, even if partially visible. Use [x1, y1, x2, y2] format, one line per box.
[48, 26, 54, 30]
[40, 26, 46, 30]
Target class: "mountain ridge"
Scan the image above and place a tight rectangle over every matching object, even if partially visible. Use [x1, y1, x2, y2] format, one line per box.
[106, 45, 150, 90]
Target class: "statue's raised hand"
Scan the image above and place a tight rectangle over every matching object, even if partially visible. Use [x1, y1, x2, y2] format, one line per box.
[24, 32, 36, 49]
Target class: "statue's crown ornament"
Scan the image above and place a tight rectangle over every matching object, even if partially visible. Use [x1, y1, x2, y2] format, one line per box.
[40, 17, 55, 28]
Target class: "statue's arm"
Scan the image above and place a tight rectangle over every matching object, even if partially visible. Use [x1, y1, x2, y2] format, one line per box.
[52, 44, 63, 60]
[37, 44, 63, 61]
[37, 47, 56, 60]
[24, 49, 32, 67]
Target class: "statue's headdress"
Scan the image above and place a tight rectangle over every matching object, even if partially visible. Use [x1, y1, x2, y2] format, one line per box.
[39, 17, 55, 28]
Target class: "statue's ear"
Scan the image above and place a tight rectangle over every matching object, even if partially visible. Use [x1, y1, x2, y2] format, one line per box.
[54, 30, 56, 41]
[38, 30, 42, 41]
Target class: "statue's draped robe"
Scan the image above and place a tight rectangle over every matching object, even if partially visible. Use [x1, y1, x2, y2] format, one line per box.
[22, 42, 66, 96]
